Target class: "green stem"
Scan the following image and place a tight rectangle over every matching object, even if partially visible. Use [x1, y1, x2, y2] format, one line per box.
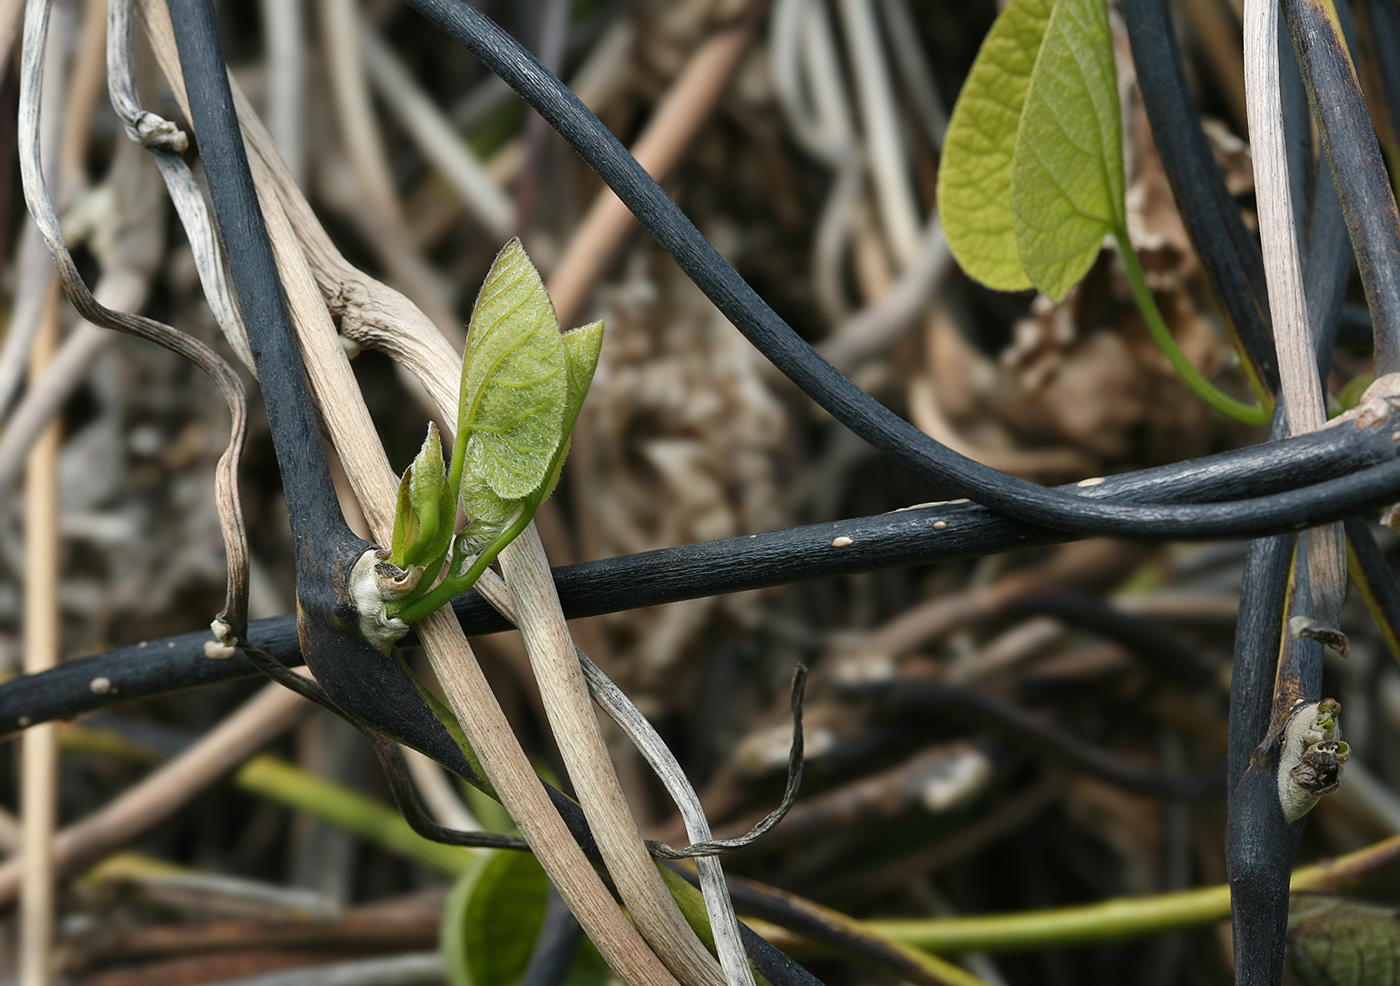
[392, 506, 534, 624]
[235, 754, 482, 876]
[866, 832, 1400, 953]
[1115, 229, 1272, 426]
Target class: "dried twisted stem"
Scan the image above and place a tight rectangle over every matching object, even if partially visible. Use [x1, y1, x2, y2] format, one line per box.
[18, 0, 250, 646]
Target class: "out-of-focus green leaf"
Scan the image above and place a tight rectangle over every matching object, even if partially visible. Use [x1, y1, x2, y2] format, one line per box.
[1010, 0, 1125, 300]
[440, 851, 606, 986]
[1288, 894, 1400, 985]
[937, 0, 1054, 291]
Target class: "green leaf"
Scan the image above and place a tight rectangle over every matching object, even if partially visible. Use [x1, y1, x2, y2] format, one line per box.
[458, 239, 568, 501]
[1010, 0, 1125, 300]
[520, 319, 604, 511]
[560, 320, 604, 437]
[441, 852, 544, 986]
[391, 423, 453, 569]
[390, 468, 416, 567]
[456, 473, 523, 557]
[937, 0, 1054, 292]
[458, 319, 603, 555]
[1288, 894, 1400, 986]
[440, 851, 607, 986]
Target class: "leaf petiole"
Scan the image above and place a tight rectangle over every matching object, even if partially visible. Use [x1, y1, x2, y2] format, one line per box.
[1114, 228, 1272, 427]
[390, 505, 534, 625]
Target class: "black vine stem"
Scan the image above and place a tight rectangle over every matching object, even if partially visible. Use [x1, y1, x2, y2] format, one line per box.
[1227, 555, 1326, 986]
[10, 416, 1400, 737]
[164, 0, 494, 788]
[1286, 0, 1400, 374]
[1227, 534, 1293, 795]
[868, 681, 1226, 800]
[1357, 0, 1400, 152]
[398, 0, 1400, 537]
[1121, 0, 1273, 392]
[164, 0, 350, 563]
[1226, 761, 1305, 986]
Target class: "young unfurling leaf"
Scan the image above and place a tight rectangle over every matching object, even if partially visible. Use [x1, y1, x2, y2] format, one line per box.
[391, 422, 451, 569]
[457, 319, 604, 554]
[561, 320, 605, 435]
[455, 239, 568, 501]
[386, 242, 605, 627]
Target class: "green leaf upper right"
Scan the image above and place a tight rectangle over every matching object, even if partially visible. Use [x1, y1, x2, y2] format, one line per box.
[1010, 0, 1125, 300]
[939, 0, 1125, 301]
[938, 0, 1054, 292]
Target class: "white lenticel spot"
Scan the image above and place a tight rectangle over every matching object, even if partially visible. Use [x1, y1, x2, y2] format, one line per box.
[933, 520, 948, 531]
[831, 536, 853, 548]
[1077, 476, 1106, 487]
[90, 677, 112, 695]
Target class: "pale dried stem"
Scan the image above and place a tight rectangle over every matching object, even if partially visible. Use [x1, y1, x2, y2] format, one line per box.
[0, 682, 313, 908]
[1244, 0, 1346, 621]
[547, 10, 761, 327]
[110, 0, 253, 373]
[500, 528, 729, 986]
[360, 22, 513, 237]
[228, 89, 682, 986]
[21, 288, 60, 986]
[836, 0, 922, 266]
[473, 557, 761, 986]
[318, 0, 401, 226]
[0, 9, 172, 498]
[416, 608, 683, 986]
[0, 0, 45, 419]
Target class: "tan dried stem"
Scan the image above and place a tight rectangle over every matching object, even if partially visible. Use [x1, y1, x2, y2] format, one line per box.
[318, 0, 402, 227]
[500, 527, 728, 986]
[155, 63, 681, 986]
[1244, 0, 1346, 649]
[18, 9, 68, 980]
[0, 681, 314, 908]
[20, 286, 60, 986]
[547, 7, 763, 327]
